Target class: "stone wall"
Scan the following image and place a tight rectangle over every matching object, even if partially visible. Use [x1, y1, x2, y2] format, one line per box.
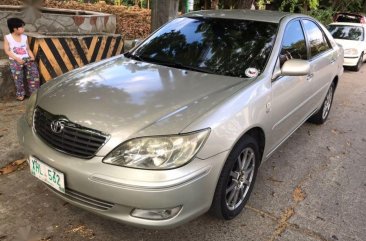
[0, 59, 15, 100]
[0, 5, 116, 41]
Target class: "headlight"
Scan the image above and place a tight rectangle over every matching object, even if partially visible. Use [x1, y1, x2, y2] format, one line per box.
[344, 48, 358, 56]
[25, 91, 38, 127]
[103, 129, 210, 170]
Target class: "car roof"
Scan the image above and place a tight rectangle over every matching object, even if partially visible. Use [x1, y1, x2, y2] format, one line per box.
[329, 22, 366, 27]
[183, 10, 303, 23]
[335, 12, 366, 17]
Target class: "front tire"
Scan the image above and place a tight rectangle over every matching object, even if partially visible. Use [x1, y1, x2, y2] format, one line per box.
[352, 54, 363, 72]
[210, 135, 259, 220]
[308, 82, 335, 125]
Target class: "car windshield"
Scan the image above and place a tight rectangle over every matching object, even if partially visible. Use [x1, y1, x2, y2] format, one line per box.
[328, 25, 364, 41]
[129, 17, 278, 78]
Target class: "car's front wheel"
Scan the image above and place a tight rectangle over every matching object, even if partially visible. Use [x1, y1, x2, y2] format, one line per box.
[352, 53, 363, 72]
[210, 135, 259, 220]
[308, 82, 335, 125]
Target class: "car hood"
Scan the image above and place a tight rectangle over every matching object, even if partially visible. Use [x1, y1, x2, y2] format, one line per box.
[333, 39, 364, 50]
[37, 56, 250, 154]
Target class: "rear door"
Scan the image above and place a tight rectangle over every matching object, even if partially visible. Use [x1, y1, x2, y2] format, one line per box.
[301, 19, 338, 108]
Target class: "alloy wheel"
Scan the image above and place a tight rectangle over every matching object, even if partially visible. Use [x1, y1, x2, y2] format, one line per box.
[322, 85, 333, 120]
[225, 147, 255, 210]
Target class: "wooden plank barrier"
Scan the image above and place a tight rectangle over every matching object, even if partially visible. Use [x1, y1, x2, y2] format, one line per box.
[27, 33, 124, 82]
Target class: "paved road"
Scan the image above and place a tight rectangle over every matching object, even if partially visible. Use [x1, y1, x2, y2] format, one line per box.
[0, 65, 365, 241]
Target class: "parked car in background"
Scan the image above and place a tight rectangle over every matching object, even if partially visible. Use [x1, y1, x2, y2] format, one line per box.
[18, 10, 343, 228]
[328, 22, 366, 71]
[333, 12, 366, 24]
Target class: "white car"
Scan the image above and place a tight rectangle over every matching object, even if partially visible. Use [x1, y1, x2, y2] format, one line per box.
[328, 22, 366, 71]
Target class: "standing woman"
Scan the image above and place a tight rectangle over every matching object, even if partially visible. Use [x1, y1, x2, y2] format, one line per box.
[4, 18, 40, 101]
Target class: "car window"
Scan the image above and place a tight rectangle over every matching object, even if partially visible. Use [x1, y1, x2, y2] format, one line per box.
[302, 20, 331, 58]
[131, 17, 278, 78]
[328, 25, 364, 41]
[279, 20, 308, 67]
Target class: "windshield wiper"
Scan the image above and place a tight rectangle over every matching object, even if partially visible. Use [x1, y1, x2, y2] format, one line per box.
[124, 52, 143, 61]
[147, 59, 214, 74]
[170, 63, 214, 74]
[125, 54, 214, 74]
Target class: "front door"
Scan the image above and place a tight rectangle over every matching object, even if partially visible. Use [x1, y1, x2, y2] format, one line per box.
[268, 20, 314, 155]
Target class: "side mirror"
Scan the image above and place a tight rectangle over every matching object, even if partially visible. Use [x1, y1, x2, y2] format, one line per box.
[272, 59, 310, 80]
[281, 59, 310, 76]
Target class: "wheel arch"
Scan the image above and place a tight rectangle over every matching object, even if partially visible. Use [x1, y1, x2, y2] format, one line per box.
[233, 127, 266, 164]
[209, 126, 266, 219]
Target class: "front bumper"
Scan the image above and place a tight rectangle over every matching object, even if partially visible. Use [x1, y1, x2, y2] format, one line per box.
[17, 116, 227, 228]
[343, 56, 359, 66]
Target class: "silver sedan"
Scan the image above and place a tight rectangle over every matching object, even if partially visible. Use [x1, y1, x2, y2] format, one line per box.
[18, 10, 343, 228]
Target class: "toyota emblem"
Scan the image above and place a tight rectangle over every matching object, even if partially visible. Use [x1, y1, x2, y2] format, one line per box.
[50, 120, 65, 134]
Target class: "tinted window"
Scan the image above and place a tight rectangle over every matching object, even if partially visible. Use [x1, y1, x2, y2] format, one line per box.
[130, 17, 278, 78]
[302, 20, 331, 57]
[280, 20, 308, 66]
[328, 25, 364, 41]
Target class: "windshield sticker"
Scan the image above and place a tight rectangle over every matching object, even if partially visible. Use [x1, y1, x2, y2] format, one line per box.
[245, 68, 259, 78]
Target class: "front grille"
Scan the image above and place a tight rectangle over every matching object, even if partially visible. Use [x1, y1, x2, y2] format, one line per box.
[46, 186, 115, 211]
[34, 107, 108, 159]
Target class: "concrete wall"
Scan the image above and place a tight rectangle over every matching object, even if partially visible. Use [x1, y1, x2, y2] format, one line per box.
[0, 5, 116, 41]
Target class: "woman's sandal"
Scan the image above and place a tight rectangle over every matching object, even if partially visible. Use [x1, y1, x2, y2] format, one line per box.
[16, 96, 25, 101]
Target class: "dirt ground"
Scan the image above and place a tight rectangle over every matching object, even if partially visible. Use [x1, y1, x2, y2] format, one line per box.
[0, 65, 365, 241]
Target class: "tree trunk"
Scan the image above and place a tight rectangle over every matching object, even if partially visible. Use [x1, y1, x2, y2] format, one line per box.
[303, 0, 308, 14]
[204, 0, 210, 10]
[235, 0, 254, 9]
[181, 0, 187, 13]
[223, 0, 232, 9]
[151, 0, 179, 32]
[211, 0, 219, 9]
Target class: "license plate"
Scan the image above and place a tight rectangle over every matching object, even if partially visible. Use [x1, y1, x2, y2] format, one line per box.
[29, 156, 65, 193]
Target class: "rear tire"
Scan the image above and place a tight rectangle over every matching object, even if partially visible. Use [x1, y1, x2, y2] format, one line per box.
[210, 135, 259, 220]
[308, 82, 335, 125]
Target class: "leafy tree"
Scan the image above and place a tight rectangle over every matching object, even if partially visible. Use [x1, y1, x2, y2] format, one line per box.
[195, 0, 255, 9]
[221, 0, 255, 9]
[330, 0, 363, 12]
[280, 0, 319, 13]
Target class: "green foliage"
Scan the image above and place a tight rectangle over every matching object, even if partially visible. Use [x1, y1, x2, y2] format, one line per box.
[280, 0, 319, 12]
[309, 8, 334, 25]
[122, 0, 148, 8]
[308, 0, 318, 10]
[122, 0, 135, 5]
[331, 0, 363, 12]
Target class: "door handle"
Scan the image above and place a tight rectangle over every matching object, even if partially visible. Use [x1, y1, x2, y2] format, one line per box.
[330, 58, 336, 64]
[307, 73, 314, 80]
